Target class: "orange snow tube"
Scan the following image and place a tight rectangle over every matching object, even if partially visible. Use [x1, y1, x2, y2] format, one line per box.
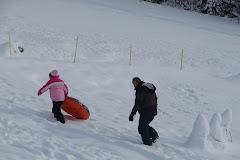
[61, 96, 90, 120]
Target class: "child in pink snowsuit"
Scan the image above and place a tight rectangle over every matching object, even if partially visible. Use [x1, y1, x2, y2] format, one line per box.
[38, 70, 68, 124]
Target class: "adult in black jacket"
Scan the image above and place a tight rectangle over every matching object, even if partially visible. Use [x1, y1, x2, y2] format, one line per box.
[129, 77, 159, 146]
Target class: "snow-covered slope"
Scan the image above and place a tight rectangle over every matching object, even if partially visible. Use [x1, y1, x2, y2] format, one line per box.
[0, 0, 240, 159]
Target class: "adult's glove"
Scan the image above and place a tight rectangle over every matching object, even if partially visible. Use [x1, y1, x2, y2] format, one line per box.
[129, 113, 134, 121]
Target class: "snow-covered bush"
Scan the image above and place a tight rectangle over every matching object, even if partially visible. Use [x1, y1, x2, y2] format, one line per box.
[0, 41, 24, 58]
[142, 0, 240, 20]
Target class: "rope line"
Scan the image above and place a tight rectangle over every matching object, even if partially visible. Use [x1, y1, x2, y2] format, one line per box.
[210, 133, 222, 143]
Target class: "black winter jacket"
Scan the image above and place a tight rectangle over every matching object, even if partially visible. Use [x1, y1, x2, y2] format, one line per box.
[130, 81, 157, 116]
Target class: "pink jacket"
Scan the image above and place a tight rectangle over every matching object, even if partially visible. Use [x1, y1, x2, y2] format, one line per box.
[38, 76, 68, 102]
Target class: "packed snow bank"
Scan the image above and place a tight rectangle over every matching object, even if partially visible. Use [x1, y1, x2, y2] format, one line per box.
[0, 41, 24, 58]
[185, 114, 211, 149]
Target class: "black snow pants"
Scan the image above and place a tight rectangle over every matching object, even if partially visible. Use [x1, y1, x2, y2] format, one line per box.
[52, 101, 65, 124]
[138, 107, 158, 145]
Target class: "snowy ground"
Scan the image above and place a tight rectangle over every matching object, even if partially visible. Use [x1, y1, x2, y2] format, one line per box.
[0, 0, 240, 159]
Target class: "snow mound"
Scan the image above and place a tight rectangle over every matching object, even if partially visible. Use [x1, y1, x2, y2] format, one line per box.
[186, 110, 233, 151]
[221, 109, 232, 130]
[0, 41, 24, 58]
[185, 114, 211, 149]
[208, 113, 224, 149]
[221, 109, 233, 143]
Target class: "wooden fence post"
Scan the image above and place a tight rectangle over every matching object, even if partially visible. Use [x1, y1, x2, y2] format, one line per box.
[9, 32, 12, 59]
[74, 36, 79, 63]
[129, 44, 132, 66]
[181, 49, 183, 70]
